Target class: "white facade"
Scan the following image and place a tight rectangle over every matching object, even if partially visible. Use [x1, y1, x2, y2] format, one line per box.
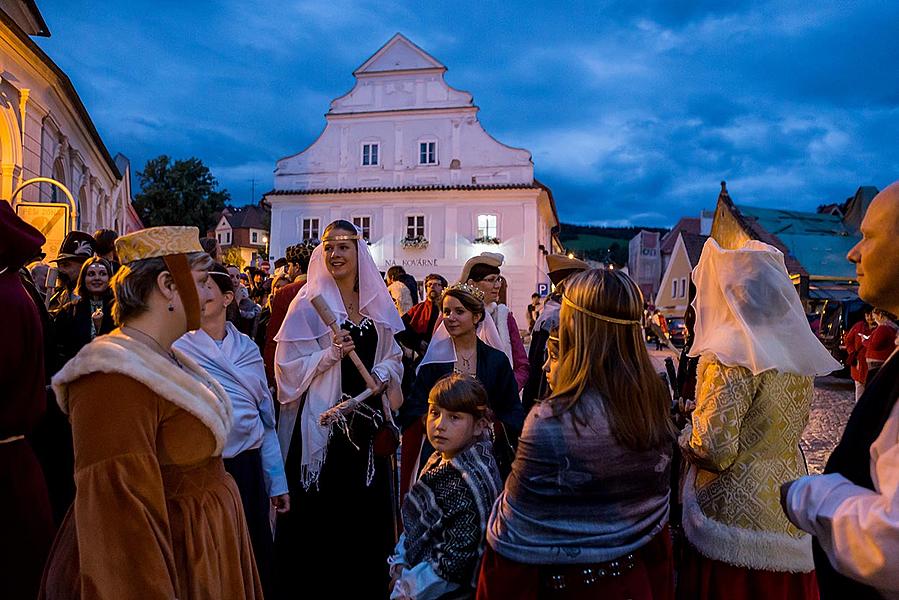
[267, 34, 559, 324]
[0, 2, 136, 253]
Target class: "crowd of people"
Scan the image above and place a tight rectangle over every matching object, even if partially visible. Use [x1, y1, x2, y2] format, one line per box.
[4, 182, 899, 599]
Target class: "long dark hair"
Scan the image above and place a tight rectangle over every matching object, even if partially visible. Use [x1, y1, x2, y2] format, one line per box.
[74, 256, 113, 299]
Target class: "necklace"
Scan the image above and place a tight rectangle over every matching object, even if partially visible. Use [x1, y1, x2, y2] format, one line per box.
[122, 325, 182, 367]
[457, 347, 476, 370]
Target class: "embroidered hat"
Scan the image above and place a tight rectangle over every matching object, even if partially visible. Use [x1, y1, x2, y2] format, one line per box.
[458, 251, 504, 284]
[51, 230, 96, 263]
[546, 253, 589, 285]
[115, 226, 203, 265]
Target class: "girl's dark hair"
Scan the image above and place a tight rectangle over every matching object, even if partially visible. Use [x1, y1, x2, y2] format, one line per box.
[209, 262, 233, 295]
[468, 262, 500, 282]
[428, 373, 489, 419]
[442, 287, 485, 324]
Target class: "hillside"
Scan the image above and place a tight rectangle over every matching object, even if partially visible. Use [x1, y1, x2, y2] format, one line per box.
[559, 223, 669, 266]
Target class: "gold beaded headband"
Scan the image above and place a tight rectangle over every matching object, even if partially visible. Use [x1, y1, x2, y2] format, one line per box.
[562, 295, 641, 326]
[442, 282, 486, 302]
[322, 234, 361, 242]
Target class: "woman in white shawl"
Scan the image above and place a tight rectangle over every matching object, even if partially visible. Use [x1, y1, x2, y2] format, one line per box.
[677, 239, 841, 600]
[272, 219, 404, 599]
[173, 263, 289, 598]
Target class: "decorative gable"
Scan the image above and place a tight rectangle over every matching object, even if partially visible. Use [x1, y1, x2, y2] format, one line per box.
[354, 33, 444, 75]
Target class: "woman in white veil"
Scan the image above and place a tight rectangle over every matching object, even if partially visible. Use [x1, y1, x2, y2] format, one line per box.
[677, 239, 840, 600]
[272, 220, 404, 599]
[398, 283, 524, 498]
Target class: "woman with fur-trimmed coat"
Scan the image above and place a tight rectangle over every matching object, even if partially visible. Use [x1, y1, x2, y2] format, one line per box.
[677, 239, 840, 600]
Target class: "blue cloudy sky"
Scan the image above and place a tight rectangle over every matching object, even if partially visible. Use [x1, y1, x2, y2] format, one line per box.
[35, 0, 899, 226]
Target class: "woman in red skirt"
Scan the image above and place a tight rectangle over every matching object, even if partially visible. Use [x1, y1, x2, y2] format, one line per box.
[477, 268, 676, 599]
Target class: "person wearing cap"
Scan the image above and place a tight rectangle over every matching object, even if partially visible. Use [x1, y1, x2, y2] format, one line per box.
[47, 230, 96, 314]
[522, 254, 589, 410]
[263, 241, 313, 387]
[0, 201, 55, 600]
[460, 252, 529, 391]
[40, 226, 263, 600]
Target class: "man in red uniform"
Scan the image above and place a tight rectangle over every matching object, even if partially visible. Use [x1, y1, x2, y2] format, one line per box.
[0, 202, 55, 599]
[263, 243, 312, 387]
[845, 309, 876, 400]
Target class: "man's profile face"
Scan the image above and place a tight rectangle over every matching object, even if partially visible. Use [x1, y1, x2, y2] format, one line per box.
[848, 186, 899, 315]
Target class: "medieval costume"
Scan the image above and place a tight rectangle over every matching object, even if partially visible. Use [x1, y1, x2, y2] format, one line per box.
[46, 231, 95, 315]
[40, 226, 262, 600]
[459, 252, 530, 390]
[0, 202, 55, 600]
[388, 439, 501, 599]
[53, 289, 116, 368]
[273, 228, 404, 599]
[399, 302, 523, 496]
[786, 350, 899, 599]
[480, 388, 674, 600]
[174, 320, 288, 596]
[678, 239, 840, 600]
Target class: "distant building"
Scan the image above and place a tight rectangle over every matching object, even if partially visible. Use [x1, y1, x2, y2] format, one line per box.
[0, 0, 138, 257]
[710, 181, 875, 352]
[266, 33, 560, 323]
[656, 231, 708, 317]
[628, 230, 662, 302]
[210, 205, 270, 267]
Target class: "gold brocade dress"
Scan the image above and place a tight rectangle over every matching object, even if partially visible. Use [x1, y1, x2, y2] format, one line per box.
[40, 332, 263, 600]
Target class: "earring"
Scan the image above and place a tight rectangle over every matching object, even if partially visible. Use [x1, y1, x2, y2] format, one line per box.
[168, 302, 174, 312]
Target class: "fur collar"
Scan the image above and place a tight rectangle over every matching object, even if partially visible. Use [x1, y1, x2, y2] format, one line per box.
[52, 330, 233, 455]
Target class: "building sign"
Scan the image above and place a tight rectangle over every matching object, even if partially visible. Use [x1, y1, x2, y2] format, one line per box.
[537, 282, 550, 296]
[14, 202, 71, 260]
[385, 258, 439, 268]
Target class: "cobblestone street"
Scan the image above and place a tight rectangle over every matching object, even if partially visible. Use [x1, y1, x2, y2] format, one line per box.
[802, 376, 856, 474]
[649, 346, 856, 474]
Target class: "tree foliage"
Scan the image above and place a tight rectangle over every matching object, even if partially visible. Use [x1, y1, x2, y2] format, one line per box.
[133, 156, 230, 231]
[221, 247, 245, 269]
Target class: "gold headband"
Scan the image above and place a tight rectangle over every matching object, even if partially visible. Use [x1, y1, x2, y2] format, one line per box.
[443, 282, 486, 302]
[322, 234, 361, 242]
[562, 295, 641, 326]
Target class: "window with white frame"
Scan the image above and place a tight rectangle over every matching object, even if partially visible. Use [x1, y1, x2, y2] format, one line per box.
[251, 231, 258, 243]
[406, 215, 425, 239]
[477, 214, 498, 239]
[419, 140, 437, 165]
[680, 277, 687, 298]
[226, 231, 231, 244]
[672, 279, 678, 298]
[352, 216, 371, 241]
[362, 142, 379, 166]
[301, 217, 320, 241]
[217, 232, 222, 244]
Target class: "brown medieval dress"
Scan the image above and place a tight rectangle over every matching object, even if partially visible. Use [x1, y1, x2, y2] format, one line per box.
[40, 331, 263, 600]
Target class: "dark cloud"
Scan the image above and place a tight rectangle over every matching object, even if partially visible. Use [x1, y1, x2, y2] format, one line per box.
[34, 0, 899, 221]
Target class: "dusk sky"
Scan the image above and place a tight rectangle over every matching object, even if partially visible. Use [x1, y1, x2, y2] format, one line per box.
[36, 1, 899, 227]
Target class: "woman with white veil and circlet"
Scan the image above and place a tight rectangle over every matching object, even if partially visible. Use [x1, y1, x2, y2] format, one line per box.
[271, 220, 404, 599]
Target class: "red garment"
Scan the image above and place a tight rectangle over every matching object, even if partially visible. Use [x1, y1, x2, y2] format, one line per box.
[676, 541, 819, 600]
[476, 527, 675, 600]
[403, 300, 439, 339]
[865, 323, 899, 363]
[845, 320, 874, 384]
[0, 201, 54, 599]
[262, 278, 305, 386]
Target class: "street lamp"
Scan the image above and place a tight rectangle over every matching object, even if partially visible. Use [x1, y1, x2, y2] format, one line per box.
[262, 235, 269, 259]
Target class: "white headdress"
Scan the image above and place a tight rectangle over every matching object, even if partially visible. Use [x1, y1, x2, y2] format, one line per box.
[688, 238, 841, 376]
[418, 283, 505, 371]
[276, 226, 404, 343]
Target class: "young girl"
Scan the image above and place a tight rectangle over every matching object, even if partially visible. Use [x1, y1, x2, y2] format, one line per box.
[389, 373, 502, 599]
[542, 327, 560, 395]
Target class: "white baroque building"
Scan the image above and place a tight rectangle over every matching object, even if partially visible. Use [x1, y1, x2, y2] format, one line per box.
[267, 33, 561, 323]
[0, 0, 138, 254]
